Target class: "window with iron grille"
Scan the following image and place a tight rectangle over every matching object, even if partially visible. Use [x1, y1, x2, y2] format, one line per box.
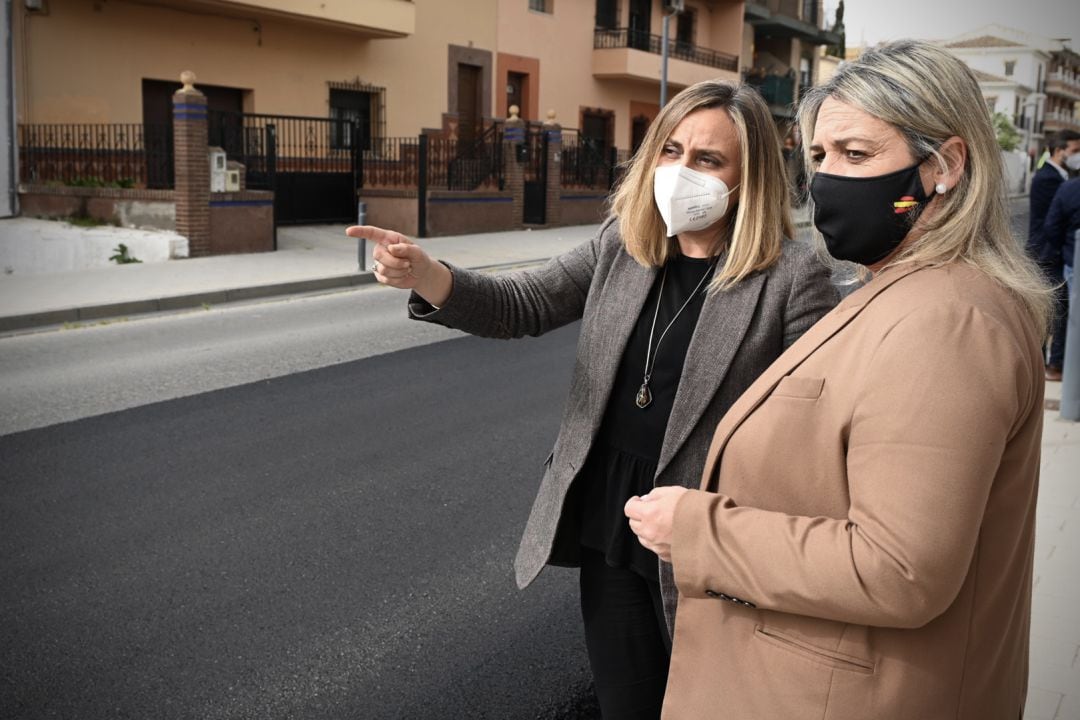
[328, 82, 386, 151]
[529, 0, 553, 13]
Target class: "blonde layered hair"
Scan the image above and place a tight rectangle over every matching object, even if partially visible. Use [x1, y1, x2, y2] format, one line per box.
[798, 40, 1053, 332]
[610, 80, 792, 291]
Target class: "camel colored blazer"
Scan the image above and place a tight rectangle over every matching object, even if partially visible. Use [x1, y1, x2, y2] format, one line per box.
[410, 216, 838, 625]
[665, 261, 1044, 719]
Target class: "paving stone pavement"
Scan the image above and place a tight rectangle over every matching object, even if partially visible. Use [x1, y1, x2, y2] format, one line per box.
[1026, 378, 1080, 720]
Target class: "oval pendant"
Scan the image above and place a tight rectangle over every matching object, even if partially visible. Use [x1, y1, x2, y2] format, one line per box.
[635, 383, 652, 409]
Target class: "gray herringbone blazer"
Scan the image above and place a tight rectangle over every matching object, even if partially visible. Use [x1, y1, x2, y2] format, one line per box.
[408, 216, 838, 629]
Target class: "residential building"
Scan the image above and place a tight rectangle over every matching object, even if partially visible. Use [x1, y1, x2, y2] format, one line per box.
[12, 0, 490, 143]
[1044, 48, 1080, 136]
[941, 25, 1080, 158]
[499, 0, 743, 153]
[11, 0, 819, 233]
[741, 0, 841, 129]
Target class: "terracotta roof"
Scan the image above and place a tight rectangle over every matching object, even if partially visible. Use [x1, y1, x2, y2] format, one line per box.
[971, 69, 1010, 83]
[945, 35, 1024, 49]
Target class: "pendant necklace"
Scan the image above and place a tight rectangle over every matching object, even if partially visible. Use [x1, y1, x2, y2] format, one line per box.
[636, 257, 717, 409]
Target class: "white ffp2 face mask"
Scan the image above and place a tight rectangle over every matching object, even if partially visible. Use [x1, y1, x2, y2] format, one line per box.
[1066, 152, 1080, 172]
[652, 164, 737, 237]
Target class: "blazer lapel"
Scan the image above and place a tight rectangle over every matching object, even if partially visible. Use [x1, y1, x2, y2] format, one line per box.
[699, 263, 927, 491]
[655, 271, 767, 478]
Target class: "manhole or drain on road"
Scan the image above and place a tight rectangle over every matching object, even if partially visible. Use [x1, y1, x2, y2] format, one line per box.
[1045, 399, 1060, 412]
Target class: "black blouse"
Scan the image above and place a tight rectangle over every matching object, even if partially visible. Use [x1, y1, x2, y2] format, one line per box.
[577, 253, 717, 581]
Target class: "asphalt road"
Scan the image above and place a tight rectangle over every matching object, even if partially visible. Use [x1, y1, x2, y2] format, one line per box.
[0, 322, 600, 719]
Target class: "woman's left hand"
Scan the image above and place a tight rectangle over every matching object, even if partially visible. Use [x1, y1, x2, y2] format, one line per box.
[625, 486, 689, 562]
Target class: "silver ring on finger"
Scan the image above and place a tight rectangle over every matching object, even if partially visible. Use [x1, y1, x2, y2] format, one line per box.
[372, 261, 381, 274]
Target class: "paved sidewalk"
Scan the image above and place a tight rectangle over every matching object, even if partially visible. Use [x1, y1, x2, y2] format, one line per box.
[0, 223, 600, 332]
[1027, 378, 1080, 720]
[0, 205, 822, 332]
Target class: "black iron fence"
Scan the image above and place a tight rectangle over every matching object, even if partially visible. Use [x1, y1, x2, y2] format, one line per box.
[17, 115, 622, 224]
[362, 137, 421, 189]
[428, 124, 504, 191]
[18, 123, 174, 189]
[208, 111, 361, 185]
[561, 129, 619, 190]
[593, 28, 738, 72]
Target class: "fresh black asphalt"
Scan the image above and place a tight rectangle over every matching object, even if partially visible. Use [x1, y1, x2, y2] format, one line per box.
[0, 322, 602, 719]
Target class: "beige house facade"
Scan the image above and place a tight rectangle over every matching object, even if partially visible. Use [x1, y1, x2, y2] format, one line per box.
[494, 0, 743, 150]
[14, 0, 496, 143]
[11, 0, 810, 150]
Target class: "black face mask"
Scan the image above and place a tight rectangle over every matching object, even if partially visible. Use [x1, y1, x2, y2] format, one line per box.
[810, 162, 931, 266]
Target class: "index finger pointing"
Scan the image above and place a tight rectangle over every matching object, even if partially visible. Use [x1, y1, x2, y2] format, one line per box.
[345, 225, 413, 246]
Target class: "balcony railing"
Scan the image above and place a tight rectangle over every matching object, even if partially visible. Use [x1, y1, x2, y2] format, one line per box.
[593, 28, 738, 73]
[1049, 69, 1080, 87]
[1044, 110, 1080, 129]
[744, 72, 795, 107]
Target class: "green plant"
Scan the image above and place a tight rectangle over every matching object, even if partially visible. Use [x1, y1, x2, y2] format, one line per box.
[992, 112, 1022, 152]
[67, 176, 106, 188]
[109, 243, 143, 264]
[66, 177, 136, 189]
[67, 215, 109, 228]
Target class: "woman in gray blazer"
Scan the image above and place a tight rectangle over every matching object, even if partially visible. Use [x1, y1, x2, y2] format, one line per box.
[347, 80, 837, 719]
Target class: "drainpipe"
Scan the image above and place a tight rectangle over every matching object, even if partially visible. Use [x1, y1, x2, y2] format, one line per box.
[659, 0, 684, 108]
[2, 0, 16, 217]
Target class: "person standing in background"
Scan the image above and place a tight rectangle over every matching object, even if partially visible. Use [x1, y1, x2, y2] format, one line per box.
[1030, 129, 1080, 380]
[1045, 170, 1080, 391]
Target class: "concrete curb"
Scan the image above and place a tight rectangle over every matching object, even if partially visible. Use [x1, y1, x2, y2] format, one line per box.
[0, 256, 565, 334]
[0, 272, 379, 333]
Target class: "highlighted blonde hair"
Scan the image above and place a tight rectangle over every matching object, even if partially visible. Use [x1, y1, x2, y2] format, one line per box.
[798, 40, 1053, 332]
[610, 80, 792, 291]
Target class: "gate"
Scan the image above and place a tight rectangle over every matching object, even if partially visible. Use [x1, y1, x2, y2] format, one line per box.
[209, 111, 360, 225]
[523, 126, 547, 225]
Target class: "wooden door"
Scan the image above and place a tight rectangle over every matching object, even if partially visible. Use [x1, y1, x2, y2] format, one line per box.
[457, 64, 482, 150]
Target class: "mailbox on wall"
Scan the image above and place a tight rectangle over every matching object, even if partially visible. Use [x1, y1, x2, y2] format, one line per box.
[209, 147, 227, 192]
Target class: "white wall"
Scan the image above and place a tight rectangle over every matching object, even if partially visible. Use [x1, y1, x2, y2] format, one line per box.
[0, 218, 188, 275]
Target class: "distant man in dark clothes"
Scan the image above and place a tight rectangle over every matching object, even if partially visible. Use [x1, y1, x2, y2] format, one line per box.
[1030, 129, 1080, 380]
[1045, 173, 1080, 365]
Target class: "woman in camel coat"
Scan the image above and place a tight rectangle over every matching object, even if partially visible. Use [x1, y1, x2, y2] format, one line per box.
[627, 40, 1052, 719]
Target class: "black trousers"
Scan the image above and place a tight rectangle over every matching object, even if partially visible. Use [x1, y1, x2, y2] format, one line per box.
[1049, 279, 1070, 367]
[579, 547, 671, 720]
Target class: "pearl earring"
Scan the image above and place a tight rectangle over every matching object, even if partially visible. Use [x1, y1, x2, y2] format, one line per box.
[935, 183, 947, 195]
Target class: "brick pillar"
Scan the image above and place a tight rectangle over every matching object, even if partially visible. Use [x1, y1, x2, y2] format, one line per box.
[172, 71, 211, 257]
[503, 107, 525, 229]
[543, 111, 562, 228]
